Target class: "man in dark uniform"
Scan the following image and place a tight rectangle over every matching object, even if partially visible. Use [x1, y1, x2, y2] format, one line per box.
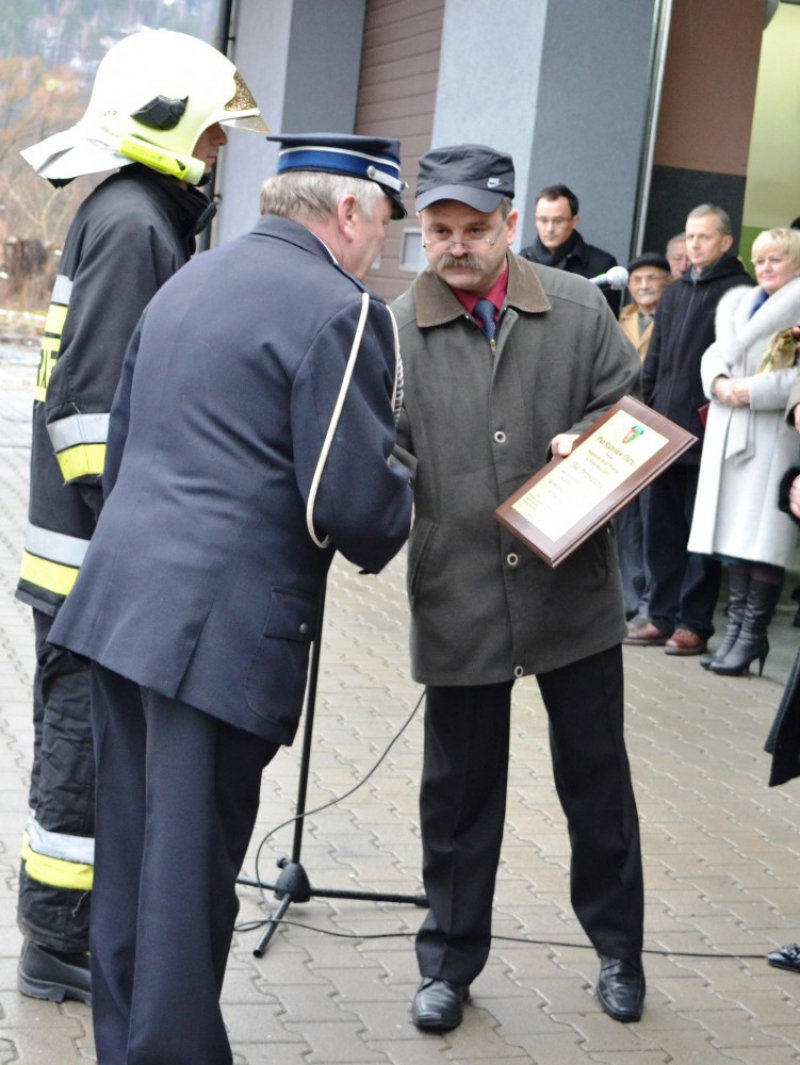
[15, 28, 268, 1005]
[520, 183, 622, 313]
[49, 133, 413, 1065]
[393, 145, 644, 1033]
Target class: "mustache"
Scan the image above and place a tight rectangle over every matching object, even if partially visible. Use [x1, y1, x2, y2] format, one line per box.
[438, 252, 483, 271]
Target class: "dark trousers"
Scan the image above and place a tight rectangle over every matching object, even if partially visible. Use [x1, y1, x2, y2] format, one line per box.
[613, 490, 651, 620]
[90, 665, 279, 1065]
[415, 645, 643, 985]
[645, 463, 721, 639]
[19, 609, 94, 953]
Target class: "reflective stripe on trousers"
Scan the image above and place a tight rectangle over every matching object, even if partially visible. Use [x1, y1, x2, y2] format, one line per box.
[19, 523, 89, 598]
[21, 816, 94, 892]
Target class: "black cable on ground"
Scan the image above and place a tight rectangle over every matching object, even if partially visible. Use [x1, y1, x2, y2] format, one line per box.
[235, 914, 772, 961]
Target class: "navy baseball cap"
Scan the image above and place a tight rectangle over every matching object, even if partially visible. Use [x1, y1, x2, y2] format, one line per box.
[267, 132, 407, 219]
[416, 144, 515, 213]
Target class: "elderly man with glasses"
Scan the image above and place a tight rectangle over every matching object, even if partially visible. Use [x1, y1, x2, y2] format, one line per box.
[393, 143, 645, 1035]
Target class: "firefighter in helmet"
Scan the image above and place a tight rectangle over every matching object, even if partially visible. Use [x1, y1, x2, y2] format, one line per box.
[15, 27, 268, 1005]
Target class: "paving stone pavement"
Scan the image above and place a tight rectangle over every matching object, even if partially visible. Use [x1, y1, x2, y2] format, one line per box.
[2, 346, 800, 1063]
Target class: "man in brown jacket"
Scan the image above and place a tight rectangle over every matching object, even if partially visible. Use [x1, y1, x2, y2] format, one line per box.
[393, 144, 645, 1034]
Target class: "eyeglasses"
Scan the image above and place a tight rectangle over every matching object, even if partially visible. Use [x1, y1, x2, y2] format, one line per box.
[421, 220, 506, 251]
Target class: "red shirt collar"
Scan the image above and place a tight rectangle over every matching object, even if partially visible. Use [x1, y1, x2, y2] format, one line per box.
[451, 263, 510, 321]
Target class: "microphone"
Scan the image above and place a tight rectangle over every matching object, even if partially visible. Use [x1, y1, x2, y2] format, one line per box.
[589, 266, 629, 290]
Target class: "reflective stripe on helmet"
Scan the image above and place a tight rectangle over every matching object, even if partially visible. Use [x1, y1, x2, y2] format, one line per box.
[118, 135, 205, 185]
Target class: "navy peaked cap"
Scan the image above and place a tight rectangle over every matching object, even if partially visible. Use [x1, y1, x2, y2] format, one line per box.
[416, 144, 515, 213]
[267, 132, 407, 219]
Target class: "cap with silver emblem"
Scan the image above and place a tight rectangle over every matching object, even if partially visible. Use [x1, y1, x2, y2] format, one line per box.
[415, 144, 515, 213]
[267, 132, 407, 219]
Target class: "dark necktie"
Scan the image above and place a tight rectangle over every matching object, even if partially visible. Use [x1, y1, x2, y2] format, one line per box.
[474, 298, 496, 341]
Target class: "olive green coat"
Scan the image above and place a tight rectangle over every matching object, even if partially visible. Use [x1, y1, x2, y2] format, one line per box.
[393, 252, 641, 685]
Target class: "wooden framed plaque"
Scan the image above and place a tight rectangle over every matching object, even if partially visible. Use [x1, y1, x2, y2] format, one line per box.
[494, 395, 696, 568]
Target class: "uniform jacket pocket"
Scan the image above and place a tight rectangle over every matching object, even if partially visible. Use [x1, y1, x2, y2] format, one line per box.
[245, 588, 318, 726]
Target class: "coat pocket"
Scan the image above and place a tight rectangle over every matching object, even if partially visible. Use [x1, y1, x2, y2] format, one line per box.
[244, 588, 318, 726]
[407, 519, 438, 607]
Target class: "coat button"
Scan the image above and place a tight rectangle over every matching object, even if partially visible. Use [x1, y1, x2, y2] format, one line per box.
[494, 430, 507, 443]
[514, 665, 524, 678]
[507, 553, 518, 567]
[299, 623, 309, 635]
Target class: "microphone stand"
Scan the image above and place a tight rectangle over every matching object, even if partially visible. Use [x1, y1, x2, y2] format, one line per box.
[237, 581, 428, 957]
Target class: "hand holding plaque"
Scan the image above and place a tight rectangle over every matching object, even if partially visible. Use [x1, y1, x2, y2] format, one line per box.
[494, 395, 695, 567]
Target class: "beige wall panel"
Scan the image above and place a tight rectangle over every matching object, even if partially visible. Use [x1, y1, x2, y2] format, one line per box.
[355, 0, 445, 300]
[654, 0, 763, 176]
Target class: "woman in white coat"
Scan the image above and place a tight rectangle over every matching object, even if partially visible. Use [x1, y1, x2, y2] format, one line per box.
[689, 227, 800, 676]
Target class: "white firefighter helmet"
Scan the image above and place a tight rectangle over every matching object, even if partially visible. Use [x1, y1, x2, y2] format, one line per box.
[21, 28, 268, 186]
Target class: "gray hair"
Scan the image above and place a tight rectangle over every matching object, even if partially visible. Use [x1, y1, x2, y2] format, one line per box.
[686, 204, 732, 237]
[259, 170, 385, 223]
[666, 232, 685, 254]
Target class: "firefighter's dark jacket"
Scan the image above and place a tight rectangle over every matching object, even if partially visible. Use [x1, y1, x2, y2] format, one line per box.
[50, 215, 413, 745]
[17, 165, 211, 615]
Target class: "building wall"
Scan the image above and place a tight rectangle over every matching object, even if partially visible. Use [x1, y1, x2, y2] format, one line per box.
[215, 0, 656, 277]
[214, 0, 367, 246]
[742, 2, 800, 255]
[643, 0, 764, 256]
[354, 0, 445, 300]
[430, 0, 546, 252]
[517, 0, 656, 266]
[215, 0, 771, 285]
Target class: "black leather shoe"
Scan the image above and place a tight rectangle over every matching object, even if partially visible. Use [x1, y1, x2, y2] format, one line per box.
[412, 977, 468, 1032]
[17, 938, 91, 1005]
[596, 955, 645, 1023]
[767, 943, 800, 973]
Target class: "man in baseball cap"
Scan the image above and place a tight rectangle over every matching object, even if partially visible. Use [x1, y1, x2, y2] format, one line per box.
[415, 143, 515, 212]
[392, 144, 645, 1033]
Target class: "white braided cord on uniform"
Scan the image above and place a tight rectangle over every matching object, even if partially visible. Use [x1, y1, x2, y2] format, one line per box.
[306, 291, 371, 549]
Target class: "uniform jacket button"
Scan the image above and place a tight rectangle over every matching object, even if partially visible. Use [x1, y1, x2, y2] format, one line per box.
[507, 552, 518, 566]
[299, 623, 309, 635]
[514, 665, 524, 678]
[494, 430, 507, 443]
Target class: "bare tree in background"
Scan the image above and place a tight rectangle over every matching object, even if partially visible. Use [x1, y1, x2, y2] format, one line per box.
[0, 57, 98, 307]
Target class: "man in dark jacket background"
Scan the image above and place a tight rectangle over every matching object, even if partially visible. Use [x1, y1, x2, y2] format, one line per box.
[520, 183, 622, 314]
[626, 204, 754, 655]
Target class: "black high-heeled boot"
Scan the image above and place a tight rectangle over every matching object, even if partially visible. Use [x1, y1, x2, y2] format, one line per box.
[700, 568, 749, 670]
[710, 578, 782, 677]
